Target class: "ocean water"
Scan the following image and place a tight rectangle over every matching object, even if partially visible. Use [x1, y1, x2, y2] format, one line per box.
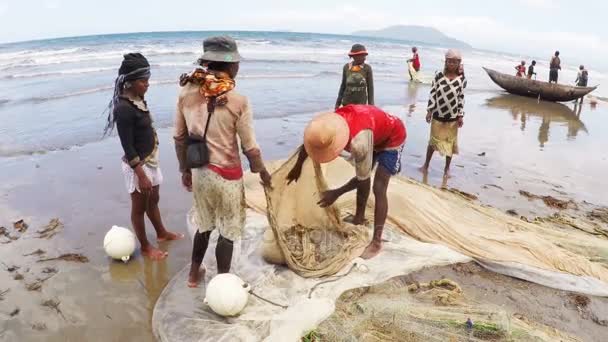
[0, 30, 606, 157]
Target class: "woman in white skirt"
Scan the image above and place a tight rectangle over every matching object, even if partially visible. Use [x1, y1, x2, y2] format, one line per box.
[104, 53, 183, 261]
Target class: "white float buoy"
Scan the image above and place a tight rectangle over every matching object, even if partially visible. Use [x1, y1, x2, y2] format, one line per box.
[103, 226, 136, 262]
[204, 273, 250, 316]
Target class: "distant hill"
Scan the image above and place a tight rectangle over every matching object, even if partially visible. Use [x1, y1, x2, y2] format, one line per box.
[353, 25, 472, 49]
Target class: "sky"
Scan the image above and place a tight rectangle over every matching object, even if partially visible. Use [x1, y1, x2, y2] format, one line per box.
[1, 0, 607, 66]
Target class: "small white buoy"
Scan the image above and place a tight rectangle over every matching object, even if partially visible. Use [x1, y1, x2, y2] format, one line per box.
[103, 226, 136, 262]
[204, 273, 250, 317]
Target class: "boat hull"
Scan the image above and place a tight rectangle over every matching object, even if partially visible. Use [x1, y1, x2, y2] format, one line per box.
[483, 67, 597, 102]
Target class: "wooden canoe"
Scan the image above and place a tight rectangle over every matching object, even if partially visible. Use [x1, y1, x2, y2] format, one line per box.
[483, 67, 597, 102]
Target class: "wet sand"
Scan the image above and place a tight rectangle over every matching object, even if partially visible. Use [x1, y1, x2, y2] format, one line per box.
[0, 90, 607, 341]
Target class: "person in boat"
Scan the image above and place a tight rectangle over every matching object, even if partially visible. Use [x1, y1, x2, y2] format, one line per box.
[104, 53, 184, 261]
[335, 44, 374, 109]
[421, 49, 467, 179]
[527, 60, 537, 79]
[286, 104, 406, 259]
[549, 51, 561, 84]
[407, 46, 421, 81]
[515, 61, 526, 77]
[173, 36, 272, 287]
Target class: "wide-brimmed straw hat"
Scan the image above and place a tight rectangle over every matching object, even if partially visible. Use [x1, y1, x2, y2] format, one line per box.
[348, 44, 368, 57]
[303, 112, 350, 163]
[198, 36, 242, 64]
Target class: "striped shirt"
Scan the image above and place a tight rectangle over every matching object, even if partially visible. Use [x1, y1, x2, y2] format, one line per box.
[427, 72, 467, 122]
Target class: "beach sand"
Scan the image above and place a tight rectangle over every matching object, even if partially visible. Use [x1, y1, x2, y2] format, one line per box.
[0, 90, 607, 341]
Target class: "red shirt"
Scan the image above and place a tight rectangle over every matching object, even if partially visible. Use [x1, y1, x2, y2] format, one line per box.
[335, 105, 406, 151]
[412, 53, 421, 70]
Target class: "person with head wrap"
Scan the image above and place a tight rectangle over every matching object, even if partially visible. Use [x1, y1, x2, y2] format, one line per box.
[420, 49, 467, 180]
[335, 44, 375, 109]
[105, 53, 184, 261]
[173, 36, 272, 287]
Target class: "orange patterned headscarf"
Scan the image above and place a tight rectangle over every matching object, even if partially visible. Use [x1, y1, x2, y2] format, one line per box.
[179, 69, 236, 99]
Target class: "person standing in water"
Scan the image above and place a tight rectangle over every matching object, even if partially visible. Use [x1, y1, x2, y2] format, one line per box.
[286, 104, 406, 259]
[549, 51, 561, 84]
[104, 53, 183, 261]
[335, 44, 374, 109]
[575, 65, 589, 104]
[173, 36, 272, 287]
[575, 65, 589, 87]
[527, 60, 537, 79]
[515, 61, 526, 77]
[407, 46, 421, 81]
[420, 49, 467, 179]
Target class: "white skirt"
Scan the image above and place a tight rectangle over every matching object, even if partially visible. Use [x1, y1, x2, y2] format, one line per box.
[121, 162, 163, 194]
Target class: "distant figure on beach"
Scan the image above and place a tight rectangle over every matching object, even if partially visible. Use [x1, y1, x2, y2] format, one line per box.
[173, 36, 272, 287]
[335, 44, 374, 109]
[407, 46, 421, 82]
[527, 60, 537, 79]
[421, 49, 467, 179]
[286, 105, 406, 259]
[549, 51, 561, 83]
[515, 61, 526, 77]
[575, 65, 589, 104]
[575, 65, 589, 87]
[103, 53, 183, 261]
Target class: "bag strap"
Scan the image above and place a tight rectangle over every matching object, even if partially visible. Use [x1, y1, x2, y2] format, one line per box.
[201, 97, 217, 142]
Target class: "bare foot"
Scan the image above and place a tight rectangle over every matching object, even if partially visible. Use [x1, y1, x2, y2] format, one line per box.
[418, 165, 429, 174]
[360, 241, 382, 259]
[443, 170, 452, 179]
[157, 231, 185, 242]
[187, 265, 206, 288]
[441, 173, 451, 189]
[141, 245, 168, 261]
[344, 214, 367, 226]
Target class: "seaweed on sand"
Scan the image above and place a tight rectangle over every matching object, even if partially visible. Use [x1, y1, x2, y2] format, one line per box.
[37, 253, 89, 263]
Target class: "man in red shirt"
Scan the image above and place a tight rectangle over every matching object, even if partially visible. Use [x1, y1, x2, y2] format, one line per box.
[287, 104, 407, 259]
[407, 47, 421, 82]
[408, 47, 421, 71]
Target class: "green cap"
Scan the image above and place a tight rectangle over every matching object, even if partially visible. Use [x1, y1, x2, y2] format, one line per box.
[198, 36, 242, 63]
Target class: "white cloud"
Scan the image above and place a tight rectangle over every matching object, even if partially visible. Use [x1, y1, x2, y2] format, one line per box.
[515, 0, 557, 9]
[44, 0, 60, 10]
[0, 2, 8, 16]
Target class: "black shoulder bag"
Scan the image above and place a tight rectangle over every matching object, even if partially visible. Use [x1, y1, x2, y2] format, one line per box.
[186, 98, 216, 169]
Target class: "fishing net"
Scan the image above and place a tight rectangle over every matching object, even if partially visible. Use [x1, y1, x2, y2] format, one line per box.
[258, 152, 369, 278]
[317, 278, 581, 342]
[153, 150, 608, 342]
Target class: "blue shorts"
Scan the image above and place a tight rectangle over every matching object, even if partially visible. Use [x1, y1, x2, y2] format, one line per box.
[373, 145, 404, 175]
